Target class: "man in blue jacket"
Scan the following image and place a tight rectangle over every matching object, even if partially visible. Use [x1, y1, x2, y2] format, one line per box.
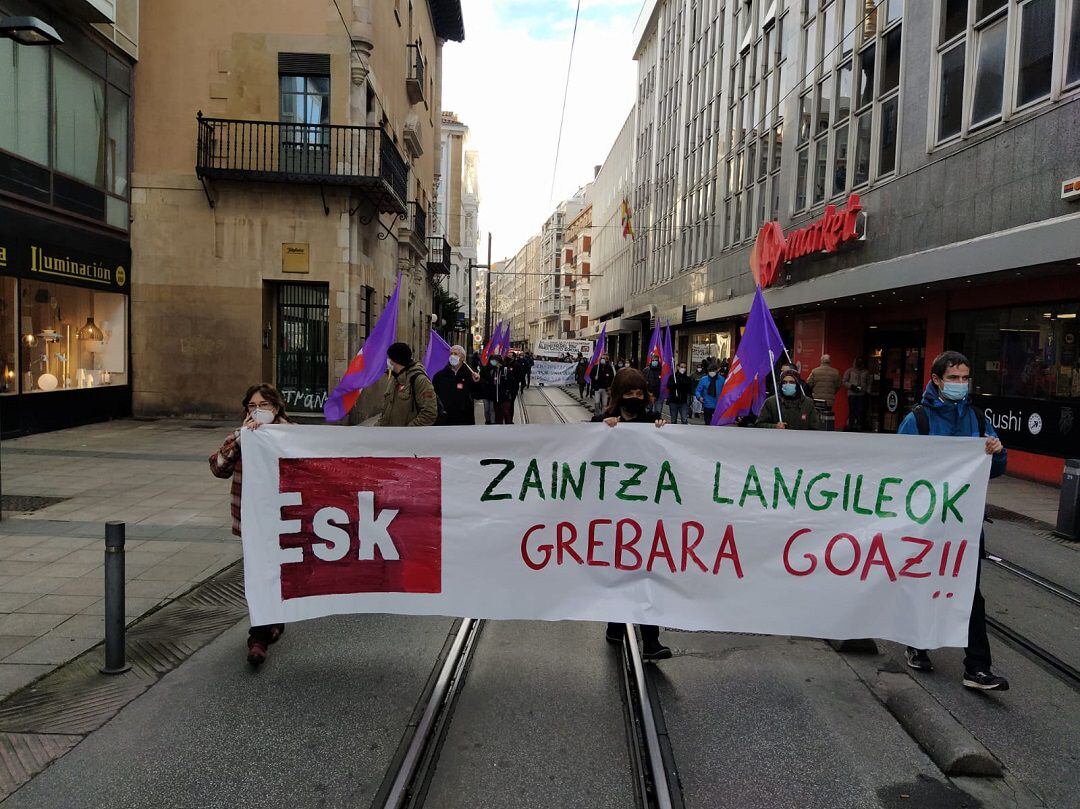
[897, 350, 1009, 691]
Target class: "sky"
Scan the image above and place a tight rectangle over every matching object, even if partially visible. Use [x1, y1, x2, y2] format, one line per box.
[441, 0, 643, 262]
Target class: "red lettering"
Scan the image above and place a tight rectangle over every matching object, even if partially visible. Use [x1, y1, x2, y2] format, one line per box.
[681, 521, 708, 572]
[647, 521, 677, 573]
[859, 532, 898, 581]
[952, 539, 968, 577]
[711, 524, 744, 577]
[938, 541, 952, 576]
[754, 195, 864, 287]
[521, 524, 550, 571]
[587, 519, 613, 567]
[783, 528, 817, 576]
[615, 518, 643, 570]
[898, 536, 934, 578]
[556, 521, 583, 565]
[824, 533, 861, 576]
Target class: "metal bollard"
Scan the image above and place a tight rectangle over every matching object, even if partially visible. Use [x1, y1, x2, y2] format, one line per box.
[100, 521, 131, 675]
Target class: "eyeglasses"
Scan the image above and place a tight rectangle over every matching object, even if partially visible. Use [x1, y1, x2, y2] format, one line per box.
[245, 402, 275, 412]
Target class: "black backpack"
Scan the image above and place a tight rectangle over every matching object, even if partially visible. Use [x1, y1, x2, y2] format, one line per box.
[909, 403, 985, 437]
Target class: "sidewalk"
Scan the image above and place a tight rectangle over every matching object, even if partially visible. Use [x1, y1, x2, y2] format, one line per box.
[986, 474, 1061, 527]
[0, 419, 243, 700]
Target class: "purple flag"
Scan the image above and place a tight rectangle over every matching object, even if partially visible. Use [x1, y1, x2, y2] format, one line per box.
[423, 329, 453, 379]
[660, 321, 674, 399]
[480, 320, 503, 366]
[497, 320, 512, 356]
[323, 274, 402, 422]
[585, 324, 607, 384]
[710, 287, 786, 426]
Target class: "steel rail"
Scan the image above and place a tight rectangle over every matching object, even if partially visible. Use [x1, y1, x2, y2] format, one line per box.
[985, 616, 1080, 692]
[984, 553, 1080, 610]
[623, 625, 676, 809]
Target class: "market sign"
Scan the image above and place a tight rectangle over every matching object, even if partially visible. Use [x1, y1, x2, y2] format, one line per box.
[751, 194, 866, 288]
[1061, 176, 1080, 201]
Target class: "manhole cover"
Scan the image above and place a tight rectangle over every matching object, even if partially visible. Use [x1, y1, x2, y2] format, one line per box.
[1, 495, 69, 513]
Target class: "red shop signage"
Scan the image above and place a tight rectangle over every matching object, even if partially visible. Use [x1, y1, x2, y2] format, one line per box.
[751, 194, 866, 288]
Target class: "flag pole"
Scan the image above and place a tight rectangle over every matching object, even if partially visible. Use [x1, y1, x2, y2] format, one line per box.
[768, 349, 784, 426]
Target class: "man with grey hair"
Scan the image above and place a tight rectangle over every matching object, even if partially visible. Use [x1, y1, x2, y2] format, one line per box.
[433, 344, 481, 425]
[807, 353, 842, 427]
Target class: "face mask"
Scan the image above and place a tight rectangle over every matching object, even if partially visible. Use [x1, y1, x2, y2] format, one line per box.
[678, 366, 686, 373]
[492, 361, 500, 368]
[781, 383, 797, 397]
[621, 397, 645, 416]
[651, 361, 659, 368]
[449, 355, 461, 367]
[708, 371, 717, 378]
[601, 360, 608, 365]
[940, 381, 969, 401]
[251, 407, 275, 425]
[387, 359, 394, 372]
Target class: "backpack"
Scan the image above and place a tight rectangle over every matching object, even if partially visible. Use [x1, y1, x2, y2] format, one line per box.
[909, 403, 985, 437]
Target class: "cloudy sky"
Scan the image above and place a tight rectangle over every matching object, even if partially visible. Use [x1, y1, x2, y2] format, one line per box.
[442, 0, 643, 261]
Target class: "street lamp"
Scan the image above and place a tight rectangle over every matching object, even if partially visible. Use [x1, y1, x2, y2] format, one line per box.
[0, 16, 63, 45]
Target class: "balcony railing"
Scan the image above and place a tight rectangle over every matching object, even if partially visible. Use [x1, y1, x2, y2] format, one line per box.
[406, 43, 426, 104]
[427, 236, 451, 275]
[195, 114, 408, 214]
[399, 201, 428, 257]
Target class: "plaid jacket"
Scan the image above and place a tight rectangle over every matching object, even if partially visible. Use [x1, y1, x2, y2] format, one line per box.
[209, 431, 243, 536]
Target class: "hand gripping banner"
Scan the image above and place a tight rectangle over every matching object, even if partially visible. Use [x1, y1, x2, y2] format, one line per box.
[240, 425, 991, 648]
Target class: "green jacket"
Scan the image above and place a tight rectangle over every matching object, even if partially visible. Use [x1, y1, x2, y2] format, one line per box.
[755, 394, 820, 430]
[378, 363, 438, 427]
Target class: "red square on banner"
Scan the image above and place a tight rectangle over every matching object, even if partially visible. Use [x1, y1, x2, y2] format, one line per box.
[277, 457, 442, 599]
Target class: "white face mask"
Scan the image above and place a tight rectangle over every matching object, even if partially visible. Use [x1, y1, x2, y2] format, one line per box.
[449, 355, 461, 367]
[678, 366, 686, 373]
[251, 407, 275, 425]
[387, 359, 394, 372]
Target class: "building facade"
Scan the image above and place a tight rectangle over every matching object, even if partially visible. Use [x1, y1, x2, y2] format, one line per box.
[589, 0, 1080, 483]
[0, 0, 139, 436]
[130, 0, 462, 420]
[563, 198, 593, 339]
[436, 110, 478, 343]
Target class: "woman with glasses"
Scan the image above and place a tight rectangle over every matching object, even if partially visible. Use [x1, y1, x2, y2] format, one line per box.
[209, 383, 291, 668]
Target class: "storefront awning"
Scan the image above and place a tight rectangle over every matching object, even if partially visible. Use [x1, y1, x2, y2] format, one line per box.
[581, 317, 643, 338]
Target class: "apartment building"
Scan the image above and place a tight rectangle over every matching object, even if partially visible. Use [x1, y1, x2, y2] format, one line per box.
[563, 198, 593, 339]
[436, 110, 479, 343]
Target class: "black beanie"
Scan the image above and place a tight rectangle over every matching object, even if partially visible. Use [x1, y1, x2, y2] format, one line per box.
[387, 342, 412, 366]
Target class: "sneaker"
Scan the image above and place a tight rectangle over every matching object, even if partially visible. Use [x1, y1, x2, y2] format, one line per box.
[905, 648, 934, 672]
[605, 627, 624, 644]
[963, 670, 1010, 691]
[641, 643, 673, 662]
[246, 640, 267, 668]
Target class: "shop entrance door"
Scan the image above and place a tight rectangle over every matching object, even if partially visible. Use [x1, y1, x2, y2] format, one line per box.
[865, 324, 925, 433]
[276, 283, 329, 413]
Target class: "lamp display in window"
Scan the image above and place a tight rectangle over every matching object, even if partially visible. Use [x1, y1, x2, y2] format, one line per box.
[76, 316, 104, 341]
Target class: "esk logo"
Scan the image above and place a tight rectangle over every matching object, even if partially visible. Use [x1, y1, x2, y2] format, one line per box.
[277, 457, 442, 599]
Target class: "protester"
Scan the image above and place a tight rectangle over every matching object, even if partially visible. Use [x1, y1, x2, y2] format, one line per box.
[523, 351, 534, 389]
[510, 351, 530, 392]
[209, 383, 290, 668]
[488, 353, 519, 424]
[433, 344, 481, 425]
[755, 367, 819, 429]
[378, 342, 438, 427]
[592, 368, 670, 662]
[694, 362, 726, 424]
[776, 361, 813, 397]
[643, 355, 662, 406]
[574, 354, 589, 399]
[592, 354, 615, 416]
[843, 356, 872, 431]
[807, 354, 842, 410]
[898, 351, 1009, 691]
[666, 360, 694, 424]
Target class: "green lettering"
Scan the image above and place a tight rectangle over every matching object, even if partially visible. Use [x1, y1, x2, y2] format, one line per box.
[518, 459, 546, 501]
[842, 473, 852, 511]
[479, 459, 514, 502]
[616, 463, 649, 502]
[852, 474, 874, 516]
[654, 460, 682, 505]
[591, 461, 620, 500]
[551, 461, 558, 499]
[941, 482, 970, 524]
[874, 477, 902, 518]
[905, 480, 936, 525]
[713, 462, 733, 505]
[772, 467, 804, 509]
[739, 465, 768, 509]
[805, 473, 839, 511]
[560, 462, 587, 500]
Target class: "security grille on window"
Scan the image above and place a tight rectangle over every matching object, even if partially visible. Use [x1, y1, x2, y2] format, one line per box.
[795, 0, 902, 214]
[934, 0, 1079, 145]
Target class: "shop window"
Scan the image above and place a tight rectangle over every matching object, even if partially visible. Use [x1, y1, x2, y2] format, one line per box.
[53, 53, 106, 188]
[0, 39, 49, 166]
[18, 281, 127, 393]
[0, 277, 17, 395]
[947, 302, 1080, 399]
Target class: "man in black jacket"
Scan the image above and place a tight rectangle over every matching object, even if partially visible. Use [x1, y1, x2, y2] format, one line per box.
[432, 344, 481, 425]
[591, 355, 615, 415]
[666, 361, 694, 424]
[488, 354, 519, 424]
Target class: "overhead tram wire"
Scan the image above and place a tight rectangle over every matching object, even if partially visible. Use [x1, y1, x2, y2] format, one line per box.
[550, 0, 583, 205]
[329, 0, 367, 69]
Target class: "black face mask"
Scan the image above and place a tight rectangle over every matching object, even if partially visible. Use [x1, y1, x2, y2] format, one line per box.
[620, 397, 645, 417]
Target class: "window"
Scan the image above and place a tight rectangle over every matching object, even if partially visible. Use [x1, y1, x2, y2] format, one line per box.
[53, 54, 106, 188]
[0, 40, 48, 165]
[934, 0, 1077, 144]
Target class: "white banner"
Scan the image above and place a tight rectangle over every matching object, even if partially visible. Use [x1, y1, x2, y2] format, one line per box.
[240, 425, 992, 648]
[535, 339, 592, 358]
[532, 360, 578, 386]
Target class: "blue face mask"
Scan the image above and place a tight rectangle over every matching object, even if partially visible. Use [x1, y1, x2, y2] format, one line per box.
[781, 383, 797, 397]
[940, 381, 969, 401]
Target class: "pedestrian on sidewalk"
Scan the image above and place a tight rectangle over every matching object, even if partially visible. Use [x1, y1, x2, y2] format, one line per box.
[593, 368, 671, 662]
[209, 383, 290, 668]
[898, 350, 1010, 692]
[755, 368, 819, 430]
[592, 355, 615, 416]
[378, 342, 438, 427]
[694, 362, 726, 424]
[433, 344, 481, 425]
[666, 361, 693, 424]
[843, 356, 872, 431]
[575, 354, 589, 399]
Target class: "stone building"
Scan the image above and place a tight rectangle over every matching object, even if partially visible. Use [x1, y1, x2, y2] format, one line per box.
[435, 111, 478, 343]
[130, 0, 463, 420]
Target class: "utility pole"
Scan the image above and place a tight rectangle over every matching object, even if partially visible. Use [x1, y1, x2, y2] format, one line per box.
[483, 232, 493, 341]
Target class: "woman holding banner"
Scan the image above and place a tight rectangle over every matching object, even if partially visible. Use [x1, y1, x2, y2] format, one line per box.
[592, 368, 672, 661]
[209, 383, 291, 668]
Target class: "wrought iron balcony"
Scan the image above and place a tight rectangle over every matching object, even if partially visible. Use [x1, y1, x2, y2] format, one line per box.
[406, 43, 426, 105]
[427, 236, 451, 275]
[398, 201, 428, 258]
[195, 114, 408, 214]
